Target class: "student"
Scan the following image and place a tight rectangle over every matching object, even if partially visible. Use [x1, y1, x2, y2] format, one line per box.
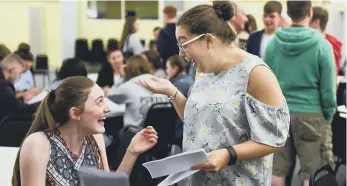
[246, 1, 282, 59]
[166, 55, 193, 147]
[120, 15, 144, 57]
[0, 54, 38, 122]
[12, 76, 158, 186]
[96, 49, 125, 94]
[141, 50, 166, 79]
[157, 6, 179, 65]
[47, 58, 87, 91]
[141, 1, 290, 185]
[14, 43, 34, 92]
[264, 2, 336, 186]
[310, 6, 343, 78]
[108, 55, 167, 128]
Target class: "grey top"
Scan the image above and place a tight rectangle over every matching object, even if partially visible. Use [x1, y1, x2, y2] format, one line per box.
[154, 69, 167, 79]
[122, 33, 144, 55]
[182, 55, 290, 186]
[108, 74, 167, 127]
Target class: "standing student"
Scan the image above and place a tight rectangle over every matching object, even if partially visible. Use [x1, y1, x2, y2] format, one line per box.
[141, 1, 290, 185]
[157, 6, 179, 66]
[310, 6, 343, 78]
[120, 15, 144, 57]
[264, 2, 336, 186]
[12, 76, 158, 186]
[246, 1, 282, 59]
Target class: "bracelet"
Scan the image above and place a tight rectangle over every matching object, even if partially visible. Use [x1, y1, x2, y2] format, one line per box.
[167, 87, 178, 101]
[127, 148, 139, 157]
[225, 146, 237, 166]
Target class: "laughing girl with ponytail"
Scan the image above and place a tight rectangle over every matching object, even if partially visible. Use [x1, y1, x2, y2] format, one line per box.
[12, 76, 158, 186]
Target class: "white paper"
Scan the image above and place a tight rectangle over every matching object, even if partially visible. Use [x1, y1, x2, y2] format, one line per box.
[27, 91, 48, 104]
[157, 170, 199, 186]
[79, 166, 129, 186]
[143, 149, 208, 179]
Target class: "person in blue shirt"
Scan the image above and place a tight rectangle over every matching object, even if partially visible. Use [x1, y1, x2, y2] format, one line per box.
[166, 55, 194, 148]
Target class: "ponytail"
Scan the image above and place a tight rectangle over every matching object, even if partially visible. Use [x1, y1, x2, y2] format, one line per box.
[11, 76, 94, 186]
[12, 91, 56, 186]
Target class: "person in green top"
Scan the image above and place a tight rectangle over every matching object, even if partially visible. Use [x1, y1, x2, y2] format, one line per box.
[264, 1, 336, 186]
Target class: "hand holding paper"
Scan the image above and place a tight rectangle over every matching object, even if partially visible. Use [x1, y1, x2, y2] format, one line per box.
[143, 149, 208, 186]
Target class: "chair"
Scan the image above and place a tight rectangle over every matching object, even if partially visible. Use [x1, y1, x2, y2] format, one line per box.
[75, 38, 90, 61]
[107, 38, 119, 51]
[33, 54, 50, 88]
[309, 164, 338, 186]
[143, 102, 178, 160]
[0, 114, 33, 147]
[89, 39, 106, 64]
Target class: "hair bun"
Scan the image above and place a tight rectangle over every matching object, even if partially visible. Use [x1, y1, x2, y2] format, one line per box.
[213, 1, 234, 21]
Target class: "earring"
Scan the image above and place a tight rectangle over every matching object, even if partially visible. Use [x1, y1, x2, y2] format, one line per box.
[77, 116, 80, 121]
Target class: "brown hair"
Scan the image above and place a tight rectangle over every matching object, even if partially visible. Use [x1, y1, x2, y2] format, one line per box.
[120, 16, 138, 50]
[167, 55, 186, 82]
[264, 1, 282, 14]
[287, 1, 312, 22]
[0, 53, 25, 70]
[311, 6, 329, 31]
[177, 1, 236, 45]
[12, 76, 94, 186]
[0, 44, 11, 61]
[141, 50, 163, 70]
[245, 14, 257, 33]
[163, 6, 177, 19]
[124, 55, 150, 81]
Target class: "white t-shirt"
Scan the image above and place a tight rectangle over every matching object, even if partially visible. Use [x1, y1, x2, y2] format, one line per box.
[260, 33, 275, 60]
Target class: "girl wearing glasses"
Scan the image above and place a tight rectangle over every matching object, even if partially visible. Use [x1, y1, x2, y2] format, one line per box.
[141, 1, 290, 186]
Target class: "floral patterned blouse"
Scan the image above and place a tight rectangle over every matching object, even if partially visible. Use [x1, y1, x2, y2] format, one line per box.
[182, 55, 290, 186]
[44, 129, 103, 186]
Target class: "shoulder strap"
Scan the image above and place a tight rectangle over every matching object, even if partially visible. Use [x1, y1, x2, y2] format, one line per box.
[87, 135, 104, 170]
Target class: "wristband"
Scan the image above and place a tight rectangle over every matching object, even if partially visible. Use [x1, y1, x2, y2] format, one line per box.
[225, 146, 237, 166]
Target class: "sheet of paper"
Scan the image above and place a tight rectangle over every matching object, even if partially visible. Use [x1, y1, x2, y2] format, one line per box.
[143, 149, 208, 179]
[27, 91, 48, 104]
[79, 166, 129, 186]
[158, 170, 199, 186]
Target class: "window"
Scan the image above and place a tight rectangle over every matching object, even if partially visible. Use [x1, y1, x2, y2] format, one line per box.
[87, 0, 159, 20]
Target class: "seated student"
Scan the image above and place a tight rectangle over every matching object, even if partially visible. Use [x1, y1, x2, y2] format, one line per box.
[0, 54, 39, 122]
[108, 55, 167, 128]
[47, 58, 87, 91]
[141, 50, 166, 79]
[166, 55, 194, 147]
[96, 49, 125, 94]
[14, 43, 34, 92]
[0, 44, 11, 62]
[12, 76, 158, 186]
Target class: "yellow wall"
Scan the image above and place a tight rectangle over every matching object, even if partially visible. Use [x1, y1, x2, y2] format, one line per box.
[0, 0, 334, 68]
[0, 1, 61, 67]
[78, 1, 162, 47]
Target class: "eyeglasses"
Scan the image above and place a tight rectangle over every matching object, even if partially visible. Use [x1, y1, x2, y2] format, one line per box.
[177, 34, 206, 52]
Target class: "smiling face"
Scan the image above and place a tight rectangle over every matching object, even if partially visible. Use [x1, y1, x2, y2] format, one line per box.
[263, 12, 281, 32]
[175, 26, 214, 73]
[108, 50, 124, 70]
[76, 84, 110, 135]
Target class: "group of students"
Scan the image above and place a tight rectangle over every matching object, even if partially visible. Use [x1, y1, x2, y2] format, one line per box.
[0, 0, 342, 186]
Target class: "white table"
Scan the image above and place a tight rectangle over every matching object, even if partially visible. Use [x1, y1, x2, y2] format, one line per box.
[0, 147, 19, 186]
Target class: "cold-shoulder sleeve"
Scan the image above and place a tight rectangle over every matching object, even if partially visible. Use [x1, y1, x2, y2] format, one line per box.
[245, 93, 290, 147]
